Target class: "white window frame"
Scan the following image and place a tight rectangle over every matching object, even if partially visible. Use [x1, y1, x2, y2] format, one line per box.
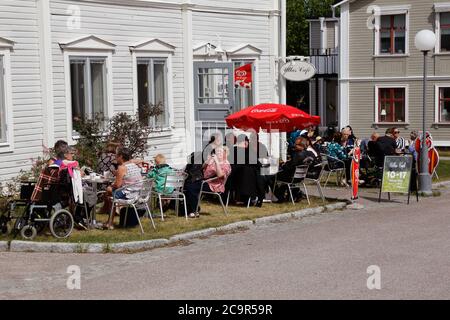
[132, 53, 173, 130]
[435, 84, 450, 123]
[374, 84, 409, 124]
[373, 5, 411, 57]
[63, 51, 113, 144]
[0, 47, 14, 153]
[434, 4, 450, 54]
[227, 44, 262, 106]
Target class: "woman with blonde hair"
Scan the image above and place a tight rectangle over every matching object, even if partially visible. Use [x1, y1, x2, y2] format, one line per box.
[184, 147, 231, 218]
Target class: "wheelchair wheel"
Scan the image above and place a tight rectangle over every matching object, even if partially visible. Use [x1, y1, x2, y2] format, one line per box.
[20, 225, 37, 240]
[49, 209, 74, 239]
[13, 216, 27, 235]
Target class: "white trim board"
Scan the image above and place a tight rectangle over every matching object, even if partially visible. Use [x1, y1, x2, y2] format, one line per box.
[0, 49, 14, 153]
[435, 83, 450, 123]
[131, 51, 175, 130]
[76, 0, 281, 16]
[63, 51, 114, 145]
[338, 1, 350, 128]
[340, 76, 450, 82]
[373, 7, 410, 56]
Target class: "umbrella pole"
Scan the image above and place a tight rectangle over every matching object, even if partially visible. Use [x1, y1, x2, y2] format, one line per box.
[269, 124, 273, 158]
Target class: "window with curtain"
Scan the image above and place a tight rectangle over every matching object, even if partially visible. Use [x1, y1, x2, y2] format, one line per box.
[0, 55, 6, 143]
[439, 87, 450, 122]
[378, 88, 406, 123]
[70, 57, 107, 132]
[379, 14, 406, 54]
[440, 12, 450, 52]
[233, 60, 254, 110]
[137, 58, 168, 128]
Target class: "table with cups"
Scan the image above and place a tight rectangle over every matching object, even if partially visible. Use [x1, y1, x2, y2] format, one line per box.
[82, 172, 114, 228]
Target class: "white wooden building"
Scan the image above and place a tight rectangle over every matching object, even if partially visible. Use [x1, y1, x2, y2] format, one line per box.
[0, 0, 287, 180]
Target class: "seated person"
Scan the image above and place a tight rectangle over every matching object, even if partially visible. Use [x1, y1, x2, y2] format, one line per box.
[327, 132, 353, 184]
[367, 133, 380, 159]
[304, 137, 322, 179]
[148, 154, 175, 194]
[97, 142, 119, 176]
[273, 137, 316, 202]
[375, 129, 399, 168]
[228, 135, 258, 204]
[31, 142, 69, 203]
[249, 132, 270, 207]
[104, 147, 143, 229]
[327, 133, 350, 161]
[184, 147, 231, 218]
[48, 140, 69, 167]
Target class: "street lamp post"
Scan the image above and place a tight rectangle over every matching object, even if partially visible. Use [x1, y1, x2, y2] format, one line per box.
[415, 30, 437, 195]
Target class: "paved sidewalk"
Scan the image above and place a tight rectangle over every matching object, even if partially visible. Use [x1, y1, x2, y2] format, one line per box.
[1, 185, 449, 299]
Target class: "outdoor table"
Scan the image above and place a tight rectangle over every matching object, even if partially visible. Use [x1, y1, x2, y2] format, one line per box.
[82, 176, 114, 227]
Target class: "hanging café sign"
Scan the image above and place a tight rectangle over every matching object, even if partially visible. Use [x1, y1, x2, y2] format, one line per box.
[280, 59, 316, 82]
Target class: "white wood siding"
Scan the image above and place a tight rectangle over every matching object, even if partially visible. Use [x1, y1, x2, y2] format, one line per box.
[191, 0, 274, 10]
[192, 11, 273, 104]
[0, 0, 43, 180]
[50, 0, 188, 164]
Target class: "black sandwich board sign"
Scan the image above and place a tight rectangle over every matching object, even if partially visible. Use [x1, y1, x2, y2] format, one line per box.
[378, 155, 418, 204]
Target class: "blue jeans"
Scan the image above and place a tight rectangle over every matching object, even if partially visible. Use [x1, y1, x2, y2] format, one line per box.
[113, 189, 127, 200]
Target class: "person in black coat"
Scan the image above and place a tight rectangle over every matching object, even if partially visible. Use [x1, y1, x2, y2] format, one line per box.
[227, 135, 258, 204]
[274, 137, 316, 202]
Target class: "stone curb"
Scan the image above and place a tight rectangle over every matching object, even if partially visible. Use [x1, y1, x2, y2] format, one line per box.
[10, 241, 80, 253]
[0, 241, 9, 252]
[254, 212, 294, 225]
[325, 202, 347, 212]
[215, 220, 254, 232]
[168, 228, 217, 243]
[109, 239, 169, 253]
[434, 180, 450, 189]
[4, 202, 348, 254]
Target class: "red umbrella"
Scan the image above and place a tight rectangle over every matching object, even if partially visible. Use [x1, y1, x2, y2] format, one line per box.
[225, 103, 320, 132]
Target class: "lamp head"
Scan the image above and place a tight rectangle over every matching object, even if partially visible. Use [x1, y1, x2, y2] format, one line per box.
[415, 30, 437, 52]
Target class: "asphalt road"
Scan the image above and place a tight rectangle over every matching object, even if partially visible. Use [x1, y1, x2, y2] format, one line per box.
[1, 187, 449, 300]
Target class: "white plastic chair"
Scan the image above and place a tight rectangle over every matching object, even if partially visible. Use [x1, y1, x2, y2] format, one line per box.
[304, 161, 326, 203]
[273, 165, 310, 205]
[321, 154, 348, 188]
[109, 178, 156, 234]
[155, 172, 189, 221]
[196, 177, 229, 216]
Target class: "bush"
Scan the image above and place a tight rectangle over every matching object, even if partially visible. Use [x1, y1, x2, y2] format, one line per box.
[74, 104, 163, 169]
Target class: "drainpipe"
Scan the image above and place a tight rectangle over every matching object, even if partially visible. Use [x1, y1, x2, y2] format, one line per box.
[319, 17, 327, 55]
[279, 0, 287, 161]
[280, 0, 286, 105]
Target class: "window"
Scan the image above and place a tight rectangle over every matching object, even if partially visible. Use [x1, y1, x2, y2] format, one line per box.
[197, 67, 230, 105]
[137, 58, 168, 128]
[440, 12, 450, 52]
[0, 55, 6, 143]
[233, 60, 254, 110]
[379, 14, 406, 54]
[438, 87, 450, 122]
[69, 57, 107, 130]
[378, 87, 406, 123]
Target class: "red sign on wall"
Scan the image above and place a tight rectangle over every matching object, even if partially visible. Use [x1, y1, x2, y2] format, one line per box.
[234, 63, 252, 89]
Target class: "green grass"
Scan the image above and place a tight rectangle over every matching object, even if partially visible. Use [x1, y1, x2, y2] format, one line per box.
[437, 149, 450, 157]
[1, 197, 332, 244]
[435, 160, 450, 182]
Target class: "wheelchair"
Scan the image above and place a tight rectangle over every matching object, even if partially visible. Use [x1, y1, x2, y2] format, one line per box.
[3, 171, 77, 240]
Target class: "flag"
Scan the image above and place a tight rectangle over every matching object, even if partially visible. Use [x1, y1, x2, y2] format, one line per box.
[234, 63, 252, 88]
